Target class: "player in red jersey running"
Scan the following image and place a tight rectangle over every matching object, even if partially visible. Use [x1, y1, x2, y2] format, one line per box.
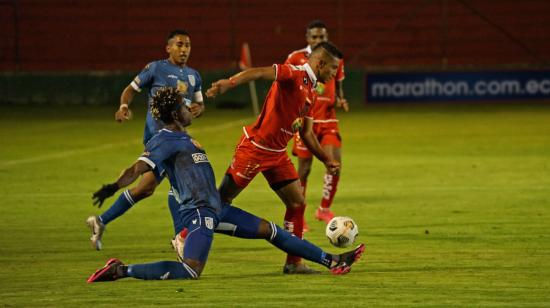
[206, 42, 343, 274]
[286, 20, 348, 224]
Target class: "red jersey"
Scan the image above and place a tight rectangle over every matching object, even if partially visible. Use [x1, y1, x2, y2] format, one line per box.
[286, 46, 345, 123]
[243, 63, 317, 152]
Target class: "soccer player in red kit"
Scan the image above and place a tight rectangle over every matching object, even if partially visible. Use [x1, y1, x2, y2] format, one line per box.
[286, 20, 348, 224]
[206, 42, 343, 274]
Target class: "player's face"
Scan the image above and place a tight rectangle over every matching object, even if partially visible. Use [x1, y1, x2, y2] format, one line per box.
[167, 35, 191, 66]
[306, 27, 328, 48]
[316, 54, 339, 83]
[175, 103, 193, 127]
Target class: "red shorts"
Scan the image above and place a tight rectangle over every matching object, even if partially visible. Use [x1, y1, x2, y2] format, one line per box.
[292, 123, 342, 159]
[227, 136, 299, 188]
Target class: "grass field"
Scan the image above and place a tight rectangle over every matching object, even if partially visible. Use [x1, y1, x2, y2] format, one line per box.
[1, 102, 549, 306]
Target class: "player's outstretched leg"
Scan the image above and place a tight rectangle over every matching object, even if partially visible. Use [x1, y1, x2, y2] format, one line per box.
[87, 172, 157, 250]
[215, 204, 365, 275]
[87, 259, 201, 282]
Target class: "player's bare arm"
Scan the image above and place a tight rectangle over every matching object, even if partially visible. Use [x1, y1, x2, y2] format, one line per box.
[116, 85, 137, 122]
[92, 160, 152, 207]
[335, 80, 349, 112]
[299, 117, 340, 174]
[206, 66, 276, 97]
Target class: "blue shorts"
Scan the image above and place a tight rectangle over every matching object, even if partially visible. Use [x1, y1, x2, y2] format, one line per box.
[180, 207, 219, 262]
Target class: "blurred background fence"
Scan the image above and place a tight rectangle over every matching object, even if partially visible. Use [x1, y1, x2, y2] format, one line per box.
[1, 0, 549, 107]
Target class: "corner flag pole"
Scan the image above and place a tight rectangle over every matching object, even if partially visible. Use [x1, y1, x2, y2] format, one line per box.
[239, 43, 260, 115]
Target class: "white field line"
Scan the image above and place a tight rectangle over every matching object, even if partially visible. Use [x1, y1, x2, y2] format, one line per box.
[4, 186, 549, 198]
[1, 118, 250, 168]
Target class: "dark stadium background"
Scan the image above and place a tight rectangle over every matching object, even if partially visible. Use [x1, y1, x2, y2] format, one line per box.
[1, 0, 549, 106]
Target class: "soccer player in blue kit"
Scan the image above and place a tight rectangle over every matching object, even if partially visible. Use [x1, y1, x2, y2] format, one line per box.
[87, 87, 364, 282]
[86, 29, 203, 250]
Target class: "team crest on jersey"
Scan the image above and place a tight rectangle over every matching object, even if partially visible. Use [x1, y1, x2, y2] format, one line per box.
[192, 153, 209, 163]
[291, 117, 303, 132]
[177, 80, 188, 94]
[191, 139, 203, 150]
[188, 75, 196, 87]
[205, 217, 214, 230]
[315, 82, 325, 95]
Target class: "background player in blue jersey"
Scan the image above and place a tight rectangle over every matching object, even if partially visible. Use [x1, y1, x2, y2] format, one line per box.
[87, 87, 364, 282]
[86, 29, 204, 250]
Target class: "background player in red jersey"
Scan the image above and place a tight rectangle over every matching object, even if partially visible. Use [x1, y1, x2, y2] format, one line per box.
[286, 20, 348, 224]
[206, 42, 342, 274]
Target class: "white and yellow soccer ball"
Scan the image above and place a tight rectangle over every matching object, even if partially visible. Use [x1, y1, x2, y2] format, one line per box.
[326, 216, 359, 248]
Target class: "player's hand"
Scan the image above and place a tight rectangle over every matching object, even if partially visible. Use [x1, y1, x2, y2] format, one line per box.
[92, 183, 119, 207]
[189, 102, 204, 118]
[336, 97, 349, 112]
[115, 105, 133, 122]
[324, 159, 341, 175]
[206, 79, 232, 98]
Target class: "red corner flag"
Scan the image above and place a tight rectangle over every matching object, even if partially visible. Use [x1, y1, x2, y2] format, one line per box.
[239, 43, 252, 70]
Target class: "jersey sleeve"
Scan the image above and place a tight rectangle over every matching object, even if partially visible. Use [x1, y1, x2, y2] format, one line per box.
[138, 140, 173, 178]
[130, 62, 156, 92]
[273, 64, 297, 82]
[336, 59, 345, 82]
[285, 53, 298, 65]
[193, 72, 203, 102]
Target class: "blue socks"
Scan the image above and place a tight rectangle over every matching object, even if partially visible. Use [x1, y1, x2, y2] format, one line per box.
[99, 190, 135, 225]
[168, 190, 183, 235]
[269, 223, 333, 268]
[127, 261, 198, 280]
[98, 188, 182, 236]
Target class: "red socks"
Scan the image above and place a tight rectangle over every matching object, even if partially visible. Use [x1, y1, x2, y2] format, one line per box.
[284, 204, 305, 264]
[321, 174, 339, 209]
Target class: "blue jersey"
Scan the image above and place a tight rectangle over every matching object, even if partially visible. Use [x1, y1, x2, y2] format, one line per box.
[138, 129, 221, 214]
[130, 59, 203, 145]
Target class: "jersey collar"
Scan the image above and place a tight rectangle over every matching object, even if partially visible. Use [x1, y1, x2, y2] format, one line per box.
[303, 63, 317, 87]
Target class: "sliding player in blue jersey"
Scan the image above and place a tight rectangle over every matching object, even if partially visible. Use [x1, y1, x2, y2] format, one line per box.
[86, 29, 204, 250]
[87, 87, 364, 282]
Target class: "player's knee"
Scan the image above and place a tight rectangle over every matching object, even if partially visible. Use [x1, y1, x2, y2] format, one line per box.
[257, 220, 273, 240]
[219, 193, 233, 204]
[130, 185, 155, 200]
[288, 200, 305, 210]
[182, 259, 204, 279]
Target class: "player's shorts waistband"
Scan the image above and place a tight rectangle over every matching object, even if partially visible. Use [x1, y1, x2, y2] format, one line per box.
[313, 119, 339, 123]
[242, 127, 287, 153]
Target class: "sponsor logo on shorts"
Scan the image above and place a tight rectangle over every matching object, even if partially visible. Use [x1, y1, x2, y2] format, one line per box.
[205, 217, 214, 230]
[192, 153, 209, 163]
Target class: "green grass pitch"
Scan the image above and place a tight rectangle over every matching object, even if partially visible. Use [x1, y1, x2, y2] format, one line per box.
[1, 102, 549, 306]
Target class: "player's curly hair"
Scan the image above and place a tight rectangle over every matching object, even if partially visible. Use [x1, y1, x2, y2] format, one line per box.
[150, 87, 181, 123]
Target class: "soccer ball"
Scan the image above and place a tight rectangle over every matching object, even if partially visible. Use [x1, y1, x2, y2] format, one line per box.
[326, 216, 359, 248]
